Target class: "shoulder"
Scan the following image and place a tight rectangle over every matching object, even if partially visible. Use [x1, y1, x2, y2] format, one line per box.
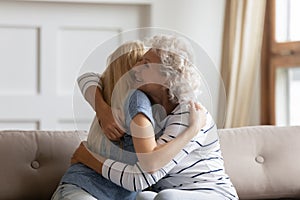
[128, 90, 151, 108]
[125, 90, 154, 129]
[129, 90, 150, 102]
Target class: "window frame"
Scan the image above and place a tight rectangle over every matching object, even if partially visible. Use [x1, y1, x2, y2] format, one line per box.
[261, 0, 300, 125]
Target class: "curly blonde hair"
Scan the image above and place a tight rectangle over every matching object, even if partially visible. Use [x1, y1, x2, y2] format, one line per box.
[144, 34, 201, 103]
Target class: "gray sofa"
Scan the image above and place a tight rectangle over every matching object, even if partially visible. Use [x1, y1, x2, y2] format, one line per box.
[0, 126, 300, 200]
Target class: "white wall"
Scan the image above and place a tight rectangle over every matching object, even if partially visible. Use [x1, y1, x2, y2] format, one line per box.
[0, 0, 151, 131]
[151, 0, 226, 126]
[0, 0, 226, 130]
[151, 0, 225, 67]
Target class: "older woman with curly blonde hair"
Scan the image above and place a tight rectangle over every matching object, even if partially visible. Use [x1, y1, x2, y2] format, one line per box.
[71, 34, 238, 200]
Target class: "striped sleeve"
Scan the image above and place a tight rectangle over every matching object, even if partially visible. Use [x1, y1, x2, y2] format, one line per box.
[101, 116, 199, 191]
[77, 72, 102, 96]
[101, 105, 217, 191]
[101, 136, 199, 192]
[102, 159, 176, 191]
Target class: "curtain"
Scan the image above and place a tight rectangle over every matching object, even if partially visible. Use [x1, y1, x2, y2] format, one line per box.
[220, 0, 266, 128]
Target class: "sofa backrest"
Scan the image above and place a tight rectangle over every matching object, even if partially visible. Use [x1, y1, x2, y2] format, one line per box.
[1, 126, 300, 200]
[0, 130, 87, 200]
[219, 125, 300, 199]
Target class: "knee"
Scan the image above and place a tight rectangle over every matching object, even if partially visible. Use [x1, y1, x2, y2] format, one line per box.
[154, 189, 178, 200]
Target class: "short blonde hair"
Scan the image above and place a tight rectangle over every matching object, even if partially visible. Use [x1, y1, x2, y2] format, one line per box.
[101, 41, 145, 106]
[145, 34, 201, 103]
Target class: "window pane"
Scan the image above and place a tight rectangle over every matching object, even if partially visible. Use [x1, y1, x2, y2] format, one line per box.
[275, 0, 300, 42]
[289, 67, 300, 125]
[290, 0, 300, 41]
[275, 0, 289, 42]
[276, 67, 300, 125]
[275, 68, 289, 125]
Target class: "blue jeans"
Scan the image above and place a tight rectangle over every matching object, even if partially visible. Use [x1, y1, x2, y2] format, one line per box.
[58, 163, 137, 200]
[54, 134, 137, 200]
[51, 184, 97, 200]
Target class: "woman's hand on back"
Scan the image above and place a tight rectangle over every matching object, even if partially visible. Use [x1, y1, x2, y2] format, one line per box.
[188, 101, 207, 135]
[96, 104, 125, 141]
[84, 85, 125, 141]
[71, 141, 105, 174]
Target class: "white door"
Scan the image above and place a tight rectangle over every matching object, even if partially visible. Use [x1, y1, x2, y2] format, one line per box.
[0, 1, 151, 131]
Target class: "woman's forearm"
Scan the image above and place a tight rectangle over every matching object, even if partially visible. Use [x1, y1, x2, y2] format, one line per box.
[131, 103, 204, 173]
[84, 85, 104, 111]
[102, 159, 171, 191]
[77, 72, 124, 140]
[135, 126, 198, 173]
[72, 142, 105, 174]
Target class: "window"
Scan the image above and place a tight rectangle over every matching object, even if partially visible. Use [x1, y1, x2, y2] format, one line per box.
[261, 0, 300, 125]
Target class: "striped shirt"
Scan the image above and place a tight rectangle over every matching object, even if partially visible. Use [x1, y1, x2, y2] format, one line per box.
[77, 72, 103, 95]
[78, 72, 239, 199]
